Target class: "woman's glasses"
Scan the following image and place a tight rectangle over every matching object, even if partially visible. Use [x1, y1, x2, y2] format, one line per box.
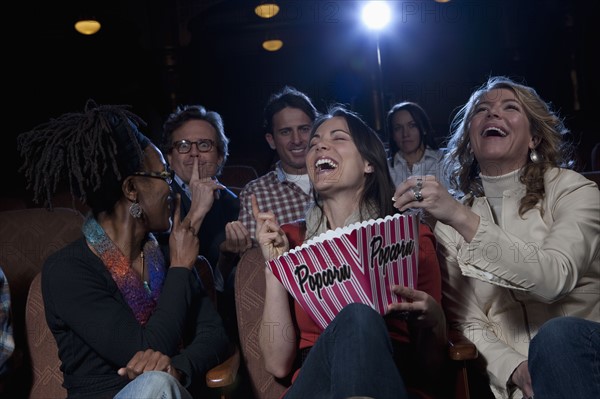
[172, 139, 215, 154]
[132, 169, 174, 185]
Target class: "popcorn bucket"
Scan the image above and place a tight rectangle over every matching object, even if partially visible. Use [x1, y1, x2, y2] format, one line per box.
[267, 212, 419, 329]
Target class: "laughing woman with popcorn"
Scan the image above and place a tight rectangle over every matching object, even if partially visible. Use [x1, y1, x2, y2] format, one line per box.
[253, 105, 448, 399]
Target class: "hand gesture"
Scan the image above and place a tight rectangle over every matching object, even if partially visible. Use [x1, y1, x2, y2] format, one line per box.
[251, 194, 289, 261]
[387, 285, 445, 330]
[187, 157, 225, 229]
[117, 349, 181, 381]
[220, 220, 252, 255]
[168, 194, 199, 269]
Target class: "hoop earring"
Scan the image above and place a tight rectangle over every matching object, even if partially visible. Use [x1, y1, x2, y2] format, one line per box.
[529, 149, 541, 163]
[129, 201, 143, 219]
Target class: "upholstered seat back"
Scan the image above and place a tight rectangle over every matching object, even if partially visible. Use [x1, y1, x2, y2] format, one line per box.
[235, 247, 287, 399]
[0, 207, 84, 398]
[26, 273, 67, 398]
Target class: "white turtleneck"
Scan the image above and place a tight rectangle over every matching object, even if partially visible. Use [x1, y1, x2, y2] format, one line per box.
[480, 169, 522, 223]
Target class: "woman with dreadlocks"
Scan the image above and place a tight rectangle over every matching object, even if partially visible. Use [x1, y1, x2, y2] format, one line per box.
[18, 100, 230, 398]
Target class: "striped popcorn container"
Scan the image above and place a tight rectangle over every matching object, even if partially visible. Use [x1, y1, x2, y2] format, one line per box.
[267, 212, 419, 330]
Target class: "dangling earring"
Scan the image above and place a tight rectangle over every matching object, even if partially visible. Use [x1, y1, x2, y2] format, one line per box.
[129, 201, 143, 219]
[529, 149, 541, 163]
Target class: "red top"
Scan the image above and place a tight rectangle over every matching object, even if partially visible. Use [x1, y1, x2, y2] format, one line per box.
[279, 220, 442, 399]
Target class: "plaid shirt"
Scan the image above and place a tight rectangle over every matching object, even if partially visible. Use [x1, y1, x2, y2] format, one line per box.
[239, 162, 312, 243]
[0, 267, 14, 375]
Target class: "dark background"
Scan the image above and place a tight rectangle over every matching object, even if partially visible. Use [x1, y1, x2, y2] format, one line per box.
[4, 0, 599, 203]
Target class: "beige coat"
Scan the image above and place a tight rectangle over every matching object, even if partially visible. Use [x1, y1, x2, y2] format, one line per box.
[435, 168, 600, 399]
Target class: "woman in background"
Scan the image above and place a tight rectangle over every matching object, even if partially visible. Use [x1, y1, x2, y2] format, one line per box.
[387, 101, 450, 189]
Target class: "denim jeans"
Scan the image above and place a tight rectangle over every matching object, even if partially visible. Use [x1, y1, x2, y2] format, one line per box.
[529, 317, 600, 399]
[283, 303, 409, 399]
[114, 370, 193, 399]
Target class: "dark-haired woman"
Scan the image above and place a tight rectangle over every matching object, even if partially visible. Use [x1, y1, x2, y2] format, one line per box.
[253, 105, 447, 399]
[387, 101, 450, 189]
[18, 101, 230, 398]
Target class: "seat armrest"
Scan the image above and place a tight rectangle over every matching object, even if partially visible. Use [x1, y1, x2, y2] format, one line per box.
[447, 329, 478, 361]
[206, 346, 240, 388]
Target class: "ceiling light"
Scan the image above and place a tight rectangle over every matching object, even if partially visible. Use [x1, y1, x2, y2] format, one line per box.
[255, 2, 280, 19]
[262, 39, 283, 52]
[361, 1, 391, 31]
[74, 19, 101, 35]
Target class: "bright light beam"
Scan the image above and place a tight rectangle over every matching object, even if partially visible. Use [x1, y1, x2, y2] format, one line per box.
[361, 1, 391, 30]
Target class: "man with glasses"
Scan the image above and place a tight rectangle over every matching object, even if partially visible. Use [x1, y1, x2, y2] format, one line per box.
[160, 105, 250, 300]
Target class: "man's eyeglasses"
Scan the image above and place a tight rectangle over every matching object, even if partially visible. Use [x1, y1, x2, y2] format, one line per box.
[172, 139, 215, 154]
[132, 169, 174, 185]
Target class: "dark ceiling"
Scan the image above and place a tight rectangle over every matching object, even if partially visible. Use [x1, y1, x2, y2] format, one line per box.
[5, 0, 599, 199]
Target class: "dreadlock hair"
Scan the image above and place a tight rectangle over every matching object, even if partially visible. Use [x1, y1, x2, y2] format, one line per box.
[17, 99, 150, 216]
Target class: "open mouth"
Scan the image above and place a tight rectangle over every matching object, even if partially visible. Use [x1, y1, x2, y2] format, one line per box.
[481, 127, 507, 137]
[315, 158, 338, 172]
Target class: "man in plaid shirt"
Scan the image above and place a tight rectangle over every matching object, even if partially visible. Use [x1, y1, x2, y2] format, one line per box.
[239, 86, 319, 242]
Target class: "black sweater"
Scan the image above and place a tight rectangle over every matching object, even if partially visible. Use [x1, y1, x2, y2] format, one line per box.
[42, 237, 230, 398]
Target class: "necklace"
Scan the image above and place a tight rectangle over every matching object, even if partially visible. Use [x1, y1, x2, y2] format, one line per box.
[140, 250, 151, 294]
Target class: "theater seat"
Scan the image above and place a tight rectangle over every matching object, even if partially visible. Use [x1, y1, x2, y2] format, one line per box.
[0, 207, 84, 398]
[26, 273, 66, 398]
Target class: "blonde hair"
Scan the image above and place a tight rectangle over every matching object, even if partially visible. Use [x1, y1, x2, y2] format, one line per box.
[445, 76, 574, 217]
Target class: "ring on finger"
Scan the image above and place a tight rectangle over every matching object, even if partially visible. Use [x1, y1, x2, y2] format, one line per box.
[412, 187, 424, 202]
[415, 178, 423, 190]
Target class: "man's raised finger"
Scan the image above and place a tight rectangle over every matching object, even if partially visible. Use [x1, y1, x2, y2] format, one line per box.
[190, 157, 200, 182]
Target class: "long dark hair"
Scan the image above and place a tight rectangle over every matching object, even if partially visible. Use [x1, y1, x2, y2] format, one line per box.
[309, 105, 395, 231]
[387, 101, 438, 166]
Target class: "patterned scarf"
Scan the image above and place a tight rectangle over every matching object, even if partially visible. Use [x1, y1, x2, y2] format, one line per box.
[82, 217, 166, 325]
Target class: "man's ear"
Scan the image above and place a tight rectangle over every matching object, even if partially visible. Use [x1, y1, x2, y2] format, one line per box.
[122, 176, 138, 202]
[265, 133, 276, 150]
